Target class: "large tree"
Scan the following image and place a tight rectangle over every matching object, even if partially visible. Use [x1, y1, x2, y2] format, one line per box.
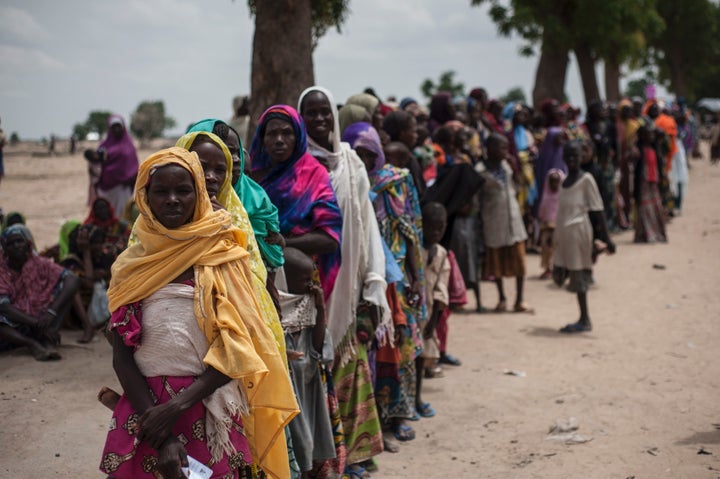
[472, 0, 662, 107]
[472, 0, 576, 107]
[247, 0, 349, 141]
[650, 0, 719, 101]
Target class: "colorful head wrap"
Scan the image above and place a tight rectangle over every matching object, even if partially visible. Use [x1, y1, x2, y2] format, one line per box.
[186, 119, 284, 268]
[249, 105, 343, 297]
[341, 122, 385, 175]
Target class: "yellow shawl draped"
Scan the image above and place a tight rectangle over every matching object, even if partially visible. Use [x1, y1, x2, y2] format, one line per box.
[107, 147, 298, 479]
[175, 132, 288, 365]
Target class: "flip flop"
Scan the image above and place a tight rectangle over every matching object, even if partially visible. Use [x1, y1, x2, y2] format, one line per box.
[407, 411, 420, 421]
[416, 402, 436, 418]
[438, 353, 462, 366]
[559, 322, 592, 333]
[392, 424, 416, 442]
[345, 464, 372, 479]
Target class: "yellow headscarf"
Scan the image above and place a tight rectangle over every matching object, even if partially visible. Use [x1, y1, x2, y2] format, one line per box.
[175, 131, 253, 252]
[175, 131, 289, 368]
[108, 147, 297, 479]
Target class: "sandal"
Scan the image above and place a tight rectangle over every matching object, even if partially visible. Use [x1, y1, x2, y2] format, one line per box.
[392, 424, 416, 441]
[345, 464, 372, 479]
[424, 366, 444, 378]
[438, 353, 462, 366]
[493, 300, 507, 313]
[416, 402, 436, 418]
[559, 321, 592, 333]
[476, 305, 490, 314]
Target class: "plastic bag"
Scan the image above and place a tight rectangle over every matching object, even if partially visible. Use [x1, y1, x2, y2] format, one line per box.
[87, 280, 110, 326]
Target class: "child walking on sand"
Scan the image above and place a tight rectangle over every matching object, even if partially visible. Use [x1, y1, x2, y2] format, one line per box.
[553, 140, 616, 333]
[476, 133, 532, 313]
[537, 169, 565, 279]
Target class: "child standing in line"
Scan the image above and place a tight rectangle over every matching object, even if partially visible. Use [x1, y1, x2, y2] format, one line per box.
[476, 133, 532, 313]
[537, 169, 565, 279]
[277, 247, 336, 476]
[553, 140, 616, 333]
[417, 202, 451, 414]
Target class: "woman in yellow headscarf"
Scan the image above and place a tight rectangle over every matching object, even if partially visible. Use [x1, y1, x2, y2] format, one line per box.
[175, 131, 287, 364]
[100, 147, 297, 479]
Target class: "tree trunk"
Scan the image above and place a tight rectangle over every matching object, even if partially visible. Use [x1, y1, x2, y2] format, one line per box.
[668, 46, 688, 99]
[604, 58, 621, 103]
[248, 0, 314, 147]
[574, 44, 600, 107]
[532, 30, 570, 108]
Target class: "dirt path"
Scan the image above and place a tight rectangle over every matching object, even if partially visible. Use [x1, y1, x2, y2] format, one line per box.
[1, 146, 718, 478]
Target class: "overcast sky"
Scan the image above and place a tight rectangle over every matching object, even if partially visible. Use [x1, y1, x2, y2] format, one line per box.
[2, 0, 629, 139]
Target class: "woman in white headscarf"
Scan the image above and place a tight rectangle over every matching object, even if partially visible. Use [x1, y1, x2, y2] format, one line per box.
[298, 86, 390, 474]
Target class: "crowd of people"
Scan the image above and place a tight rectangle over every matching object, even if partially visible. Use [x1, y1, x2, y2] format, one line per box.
[0, 83, 703, 479]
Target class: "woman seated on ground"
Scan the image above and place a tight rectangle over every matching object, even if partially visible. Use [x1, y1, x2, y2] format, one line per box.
[84, 197, 131, 252]
[60, 224, 114, 342]
[99, 147, 297, 479]
[0, 224, 79, 360]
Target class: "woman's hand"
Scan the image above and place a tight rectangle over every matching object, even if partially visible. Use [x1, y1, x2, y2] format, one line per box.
[157, 437, 188, 479]
[265, 231, 286, 248]
[138, 401, 184, 449]
[394, 325, 406, 347]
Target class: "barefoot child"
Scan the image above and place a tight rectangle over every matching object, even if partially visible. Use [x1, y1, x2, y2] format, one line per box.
[417, 202, 450, 414]
[537, 169, 565, 279]
[476, 133, 532, 313]
[279, 247, 335, 476]
[553, 140, 616, 333]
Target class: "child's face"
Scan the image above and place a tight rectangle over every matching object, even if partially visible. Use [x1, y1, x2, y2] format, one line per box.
[286, 265, 314, 295]
[423, 215, 446, 246]
[563, 144, 582, 172]
[581, 142, 593, 164]
[487, 138, 508, 162]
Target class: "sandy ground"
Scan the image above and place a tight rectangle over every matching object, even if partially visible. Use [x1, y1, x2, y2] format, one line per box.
[1, 144, 719, 479]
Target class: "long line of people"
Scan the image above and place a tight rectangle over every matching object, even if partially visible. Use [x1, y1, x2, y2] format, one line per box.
[0, 85, 698, 479]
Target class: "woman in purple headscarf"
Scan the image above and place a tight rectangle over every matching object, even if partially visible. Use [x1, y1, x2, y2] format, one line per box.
[96, 115, 139, 216]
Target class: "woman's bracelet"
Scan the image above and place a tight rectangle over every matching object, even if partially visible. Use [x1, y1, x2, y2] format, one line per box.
[46, 308, 58, 318]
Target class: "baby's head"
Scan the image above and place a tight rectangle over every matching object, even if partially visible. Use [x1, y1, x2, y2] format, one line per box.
[84, 148, 101, 164]
[283, 247, 315, 295]
[384, 141, 412, 169]
[422, 202, 447, 247]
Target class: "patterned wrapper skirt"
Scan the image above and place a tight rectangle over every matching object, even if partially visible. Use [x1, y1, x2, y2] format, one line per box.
[484, 241, 526, 278]
[99, 375, 252, 479]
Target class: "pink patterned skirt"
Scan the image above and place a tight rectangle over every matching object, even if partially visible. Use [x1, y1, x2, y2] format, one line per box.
[99, 375, 252, 479]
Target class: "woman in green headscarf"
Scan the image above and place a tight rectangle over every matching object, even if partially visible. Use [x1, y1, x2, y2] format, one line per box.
[186, 119, 284, 270]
